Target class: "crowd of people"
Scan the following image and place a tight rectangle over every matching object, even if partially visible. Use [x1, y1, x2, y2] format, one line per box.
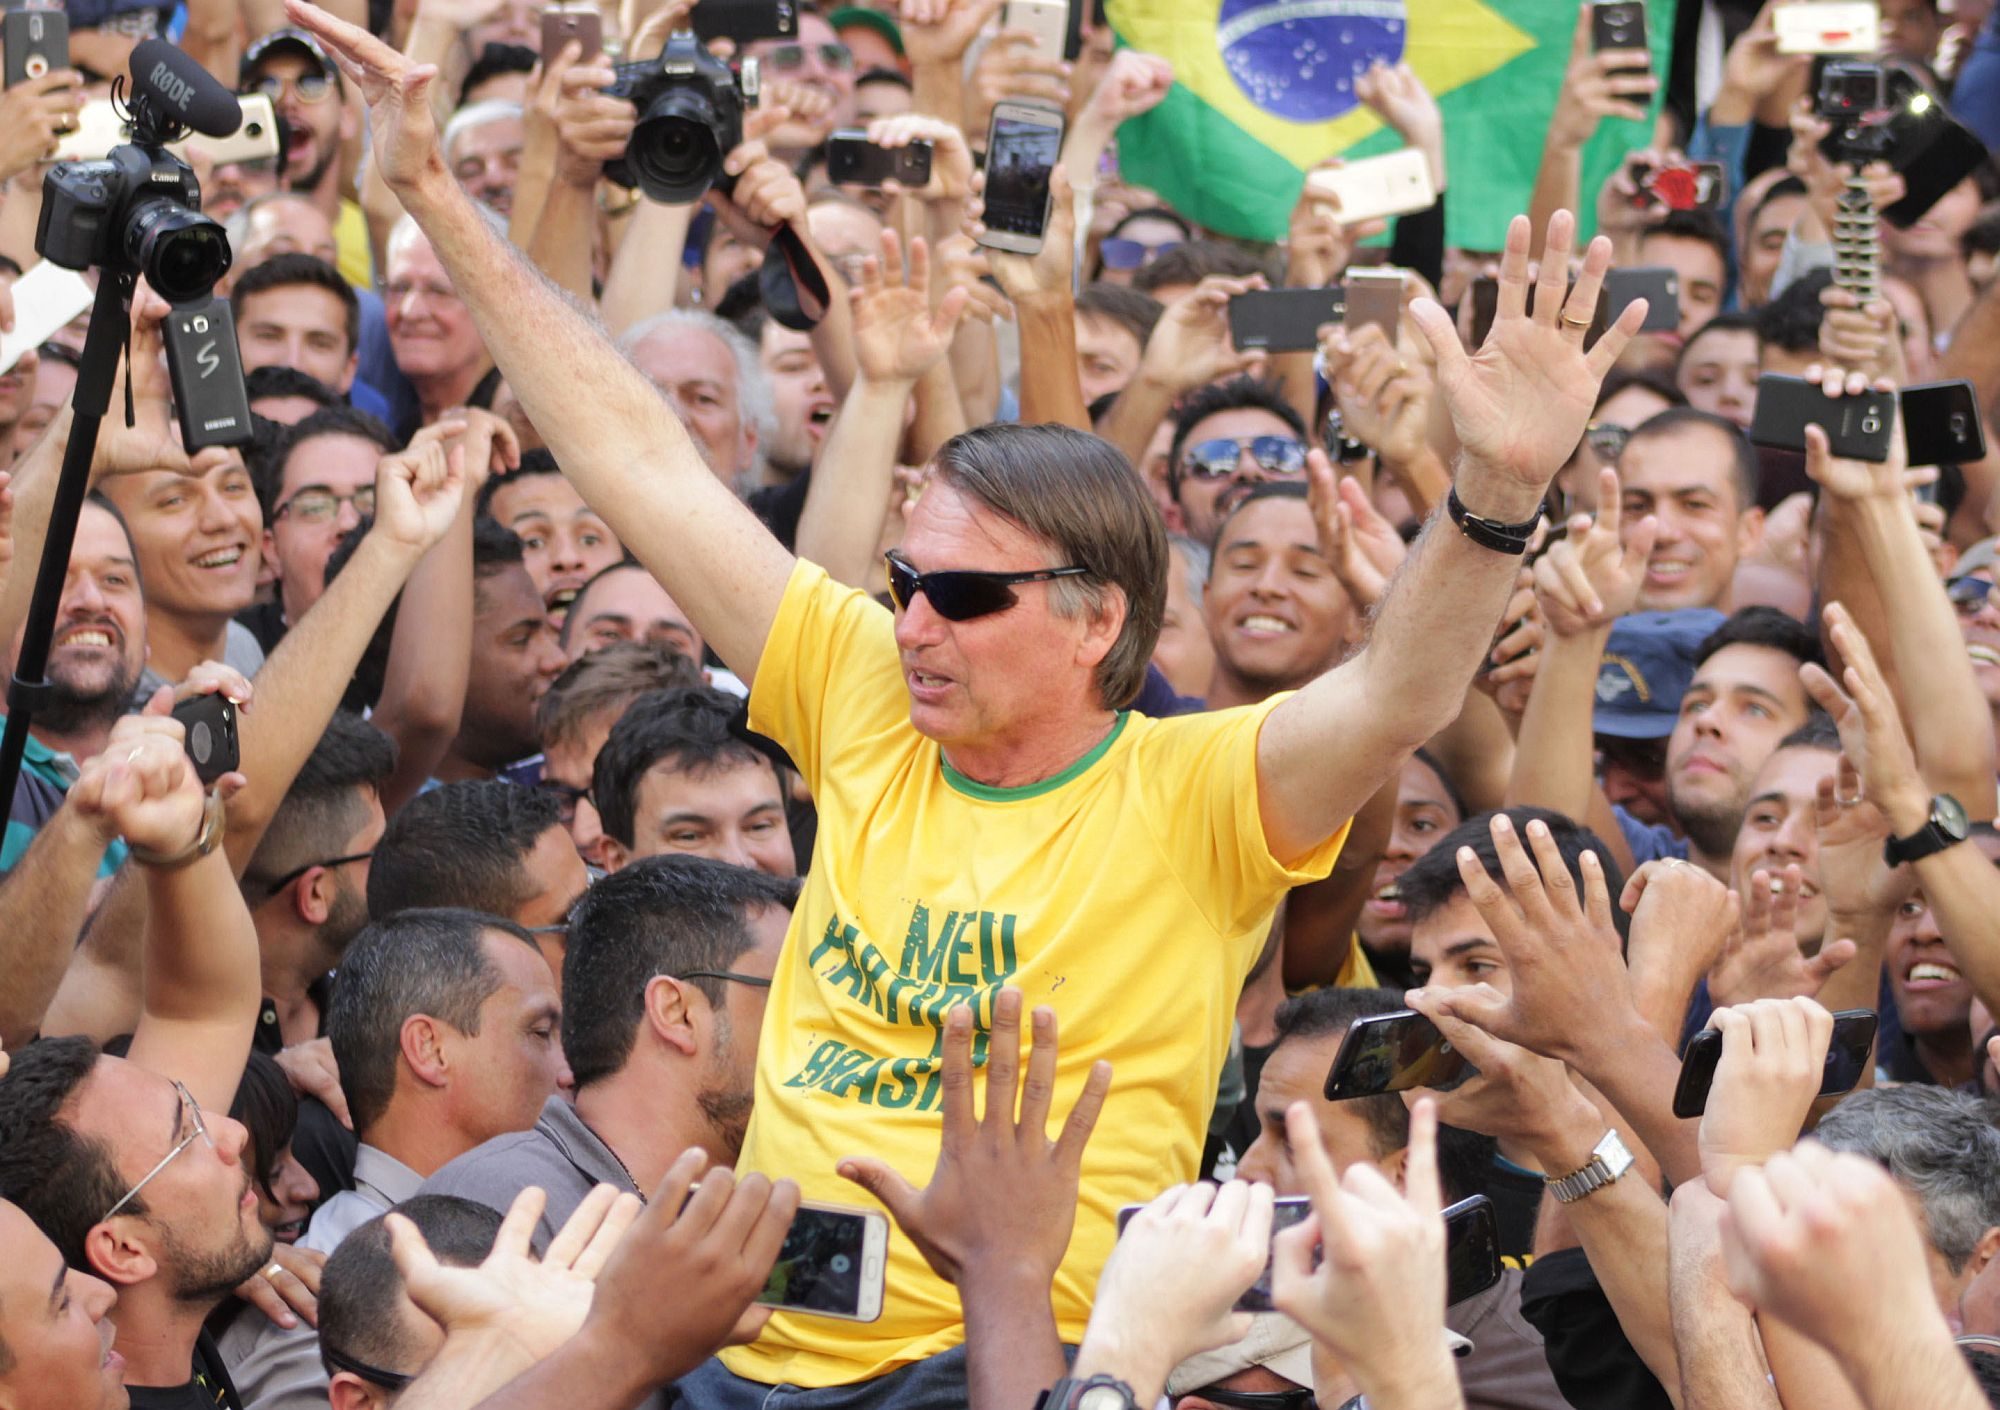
[0, 0, 1997, 1406]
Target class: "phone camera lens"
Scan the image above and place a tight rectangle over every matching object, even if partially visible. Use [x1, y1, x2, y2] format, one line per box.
[190, 721, 212, 763]
[830, 1254, 851, 1274]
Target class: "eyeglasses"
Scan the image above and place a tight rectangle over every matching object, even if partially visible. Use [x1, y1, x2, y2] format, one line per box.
[1179, 1387, 1317, 1410]
[1949, 576, 1996, 616]
[678, 970, 774, 988]
[103, 1081, 215, 1222]
[537, 781, 590, 826]
[249, 70, 336, 105]
[883, 550, 1090, 623]
[1099, 236, 1182, 271]
[1585, 420, 1632, 461]
[761, 41, 854, 72]
[260, 850, 373, 900]
[276, 485, 376, 525]
[320, 1343, 414, 1392]
[384, 279, 462, 305]
[1179, 435, 1308, 481]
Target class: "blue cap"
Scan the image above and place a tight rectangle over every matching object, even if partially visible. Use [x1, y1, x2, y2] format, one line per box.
[1593, 609, 1726, 740]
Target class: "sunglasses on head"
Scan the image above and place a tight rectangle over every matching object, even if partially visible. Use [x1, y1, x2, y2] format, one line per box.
[1179, 435, 1308, 481]
[1949, 576, 1996, 615]
[1099, 235, 1183, 270]
[883, 551, 1089, 622]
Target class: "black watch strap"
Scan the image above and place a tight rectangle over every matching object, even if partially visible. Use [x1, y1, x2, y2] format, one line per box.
[1446, 487, 1539, 554]
[1884, 794, 1970, 866]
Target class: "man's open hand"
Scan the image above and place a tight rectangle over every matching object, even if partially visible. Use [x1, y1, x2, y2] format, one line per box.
[287, 0, 446, 195]
[848, 229, 971, 386]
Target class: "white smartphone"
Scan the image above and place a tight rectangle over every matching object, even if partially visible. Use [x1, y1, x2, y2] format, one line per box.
[758, 1201, 887, 1322]
[978, 100, 1066, 256]
[0, 260, 93, 375]
[1774, 1, 1880, 53]
[1002, 0, 1069, 55]
[1304, 148, 1437, 224]
[52, 92, 279, 166]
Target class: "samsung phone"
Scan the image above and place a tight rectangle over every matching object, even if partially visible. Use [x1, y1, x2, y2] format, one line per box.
[162, 298, 253, 452]
[0, 259, 91, 376]
[170, 693, 241, 784]
[758, 1201, 887, 1321]
[53, 92, 279, 166]
[1002, 0, 1070, 55]
[1672, 1009, 1878, 1118]
[3, 7, 67, 86]
[1344, 266, 1405, 339]
[1603, 265, 1680, 333]
[827, 129, 932, 187]
[1323, 1009, 1474, 1101]
[1590, 0, 1650, 75]
[690, 0, 798, 44]
[541, 4, 603, 61]
[1775, 1, 1880, 53]
[1901, 379, 1988, 466]
[978, 101, 1065, 254]
[1750, 374, 1896, 462]
[1228, 287, 1344, 353]
[1627, 157, 1725, 211]
[1303, 148, 1435, 224]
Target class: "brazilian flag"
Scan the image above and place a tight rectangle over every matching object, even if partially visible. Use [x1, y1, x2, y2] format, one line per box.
[1106, 0, 1675, 250]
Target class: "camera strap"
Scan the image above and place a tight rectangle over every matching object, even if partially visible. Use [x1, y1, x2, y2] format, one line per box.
[759, 223, 829, 332]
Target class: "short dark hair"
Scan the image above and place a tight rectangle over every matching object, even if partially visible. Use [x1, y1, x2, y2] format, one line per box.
[1595, 366, 1686, 413]
[1641, 210, 1731, 276]
[1695, 604, 1823, 670]
[1680, 311, 1758, 351]
[231, 252, 361, 357]
[319, 1195, 504, 1382]
[1269, 987, 1495, 1204]
[536, 639, 705, 754]
[243, 712, 397, 897]
[1625, 406, 1761, 513]
[1075, 282, 1164, 350]
[1213, 480, 1310, 542]
[328, 908, 544, 1135]
[592, 687, 782, 847]
[473, 514, 526, 576]
[1397, 807, 1628, 940]
[1131, 238, 1273, 294]
[367, 782, 565, 922]
[230, 1050, 300, 1202]
[0, 1036, 122, 1268]
[461, 41, 536, 100]
[244, 363, 341, 411]
[1776, 713, 1841, 753]
[264, 404, 397, 519]
[563, 856, 798, 1087]
[475, 447, 562, 520]
[1756, 268, 1834, 354]
[1168, 376, 1309, 501]
[854, 64, 911, 91]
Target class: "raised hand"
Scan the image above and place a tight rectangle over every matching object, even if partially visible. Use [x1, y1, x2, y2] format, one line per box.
[1709, 865, 1856, 1008]
[1798, 377, 1909, 502]
[1306, 451, 1406, 610]
[848, 229, 973, 387]
[839, 987, 1112, 1286]
[95, 283, 197, 480]
[1080, 49, 1173, 130]
[1621, 858, 1739, 1028]
[1354, 61, 1444, 187]
[1324, 323, 1431, 467]
[0, 68, 85, 183]
[1533, 466, 1659, 633]
[1546, 3, 1657, 152]
[977, 164, 1078, 302]
[1410, 212, 1644, 501]
[371, 424, 467, 555]
[901, 0, 1004, 69]
[970, 28, 1073, 120]
[287, 0, 446, 197]
[715, 137, 809, 247]
[1138, 274, 1266, 395]
[1801, 601, 1929, 823]
[549, 50, 634, 189]
[70, 705, 219, 854]
[274, 1036, 352, 1130]
[866, 113, 976, 204]
[1404, 985, 1603, 1160]
[432, 404, 522, 500]
[1697, 998, 1835, 1197]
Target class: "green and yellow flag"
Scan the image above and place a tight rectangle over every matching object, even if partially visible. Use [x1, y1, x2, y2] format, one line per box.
[1105, 0, 1674, 250]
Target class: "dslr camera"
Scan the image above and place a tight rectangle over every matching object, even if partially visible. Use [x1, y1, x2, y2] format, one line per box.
[603, 32, 758, 204]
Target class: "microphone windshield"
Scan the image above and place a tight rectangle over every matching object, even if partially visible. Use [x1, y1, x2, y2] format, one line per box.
[131, 39, 243, 138]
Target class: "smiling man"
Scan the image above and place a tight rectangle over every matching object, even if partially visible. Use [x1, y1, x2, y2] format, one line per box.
[0, 1199, 126, 1410]
[1617, 408, 1764, 614]
[1200, 484, 1356, 709]
[384, 219, 496, 432]
[1167, 378, 1313, 547]
[479, 453, 625, 624]
[1881, 829, 2000, 1089]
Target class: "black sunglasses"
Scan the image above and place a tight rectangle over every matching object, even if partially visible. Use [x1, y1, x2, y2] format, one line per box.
[883, 551, 1090, 623]
[321, 1343, 413, 1391]
[260, 850, 373, 900]
[679, 969, 774, 988]
[1180, 1387, 1316, 1410]
[1179, 435, 1308, 481]
[1949, 576, 1995, 615]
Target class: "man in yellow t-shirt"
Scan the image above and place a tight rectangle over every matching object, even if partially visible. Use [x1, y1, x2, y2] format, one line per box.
[302, 14, 1645, 1400]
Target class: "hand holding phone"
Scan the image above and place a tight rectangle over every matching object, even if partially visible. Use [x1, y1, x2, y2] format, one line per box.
[4, 8, 68, 87]
[1323, 1009, 1474, 1100]
[169, 692, 241, 785]
[1749, 373, 1895, 462]
[1591, 0, 1652, 77]
[540, 4, 602, 61]
[977, 102, 1066, 255]
[827, 129, 933, 188]
[1675, 1002, 1877, 1124]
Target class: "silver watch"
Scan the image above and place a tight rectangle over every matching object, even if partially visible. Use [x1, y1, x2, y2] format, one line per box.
[1545, 1129, 1635, 1204]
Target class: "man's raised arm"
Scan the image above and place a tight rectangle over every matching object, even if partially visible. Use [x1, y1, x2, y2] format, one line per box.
[1257, 212, 1645, 862]
[287, 0, 794, 688]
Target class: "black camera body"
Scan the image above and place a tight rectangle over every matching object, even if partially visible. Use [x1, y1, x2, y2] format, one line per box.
[1817, 59, 1892, 161]
[603, 32, 758, 204]
[38, 141, 231, 304]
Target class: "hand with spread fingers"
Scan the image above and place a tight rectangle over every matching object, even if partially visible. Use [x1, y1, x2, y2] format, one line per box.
[1306, 449, 1406, 611]
[848, 229, 973, 388]
[1709, 864, 1856, 1008]
[285, 0, 448, 198]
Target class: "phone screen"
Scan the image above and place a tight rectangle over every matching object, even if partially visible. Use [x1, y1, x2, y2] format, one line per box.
[1324, 1010, 1472, 1100]
[983, 111, 1063, 238]
[1443, 1195, 1501, 1305]
[759, 1204, 872, 1315]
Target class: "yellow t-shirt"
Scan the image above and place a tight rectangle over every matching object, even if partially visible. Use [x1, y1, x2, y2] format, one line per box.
[335, 198, 374, 292]
[726, 562, 1349, 1386]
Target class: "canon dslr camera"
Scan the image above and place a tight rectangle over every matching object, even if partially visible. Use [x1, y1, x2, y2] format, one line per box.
[603, 32, 758, 204]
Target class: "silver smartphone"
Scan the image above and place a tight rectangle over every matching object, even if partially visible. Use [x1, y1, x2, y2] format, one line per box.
[978, 101, 1066, 256]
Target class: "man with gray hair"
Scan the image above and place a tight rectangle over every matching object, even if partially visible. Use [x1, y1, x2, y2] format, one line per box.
[384, 215, 499, 430]
[619, 309, 773, 489]
[1813, 1085, 2000, 1318]
[443, 99, 526, 217]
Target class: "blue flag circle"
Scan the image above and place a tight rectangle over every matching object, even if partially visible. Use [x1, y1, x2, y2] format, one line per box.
[1216, 0, 1409, 123]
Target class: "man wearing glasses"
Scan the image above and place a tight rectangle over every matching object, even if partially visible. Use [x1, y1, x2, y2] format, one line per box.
[0, 709, 272, 1410]
[292, 5, 1643, 1399]
[251, 406, 399, 639]
[240, 29, 372, 290]
[1166, 378, 1317, 546]
[745, 9, 856, 154]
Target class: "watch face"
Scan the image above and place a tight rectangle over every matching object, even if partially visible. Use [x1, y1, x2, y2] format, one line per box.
[1077, 1389, 1130, 1410]
[1939, 795, 1970, 837]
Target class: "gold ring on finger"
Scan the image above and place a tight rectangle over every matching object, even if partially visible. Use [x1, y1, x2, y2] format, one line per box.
[1561, 313, 1592, 330]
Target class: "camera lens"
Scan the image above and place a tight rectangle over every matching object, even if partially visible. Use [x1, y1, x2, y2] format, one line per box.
[629, 90, 726, 204]
[126, 199, 232, 303]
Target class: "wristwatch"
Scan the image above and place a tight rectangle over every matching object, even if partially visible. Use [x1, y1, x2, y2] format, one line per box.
[1445, 487, 1540, 555]
[1884, 793, 1970, 867]
[1546, 1129, 1635, 1204]
[1036, 1377, 1138, 1410]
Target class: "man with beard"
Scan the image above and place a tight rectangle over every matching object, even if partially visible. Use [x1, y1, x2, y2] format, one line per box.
[219, 908, 565, 1410]
[240, 30, 372, 288]
[421, 857, 794, 1268]
[0, 695, 270, 1410]
[1166, 379, 1313, 548]
[1, 497, 149, 873]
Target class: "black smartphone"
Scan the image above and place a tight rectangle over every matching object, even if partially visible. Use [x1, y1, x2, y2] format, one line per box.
[162, 298, 253, 451]
[978, 101, 1065, 254]
[4, 7, 67, 86]
[1118, 1196, 1312, 1313]
[1672, 1008, 1879, 1118]
[1443, 1194, 1502, 1306]
[690, 0, 798, 44]
[826, 130, 932, 187]
[1228, 288, 1345, 354]
[757, 1201, 887, 1321]
[1750, 374, 1896, 462]
[1602, 266, 1679, 333]
[170, 693, 240, 785]
[1590, 0, 1650, 75]
[1902, 379, 1988, 466]
[1323, 1009, 1474, 1101]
